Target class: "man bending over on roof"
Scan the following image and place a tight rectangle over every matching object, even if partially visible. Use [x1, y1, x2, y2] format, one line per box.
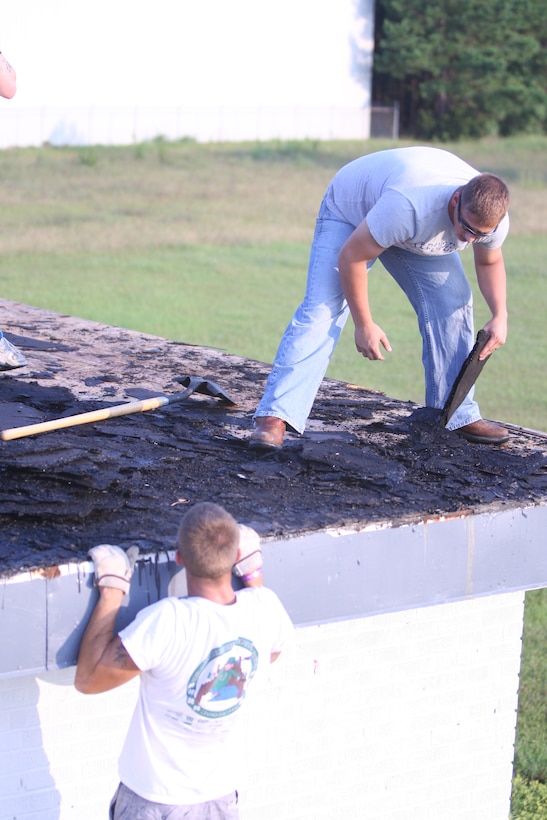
[249, 146, 510, 451]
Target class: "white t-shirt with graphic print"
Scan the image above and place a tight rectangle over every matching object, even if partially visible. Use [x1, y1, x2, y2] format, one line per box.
[118, 586, 293, 805]
[324, 146, 509, 255]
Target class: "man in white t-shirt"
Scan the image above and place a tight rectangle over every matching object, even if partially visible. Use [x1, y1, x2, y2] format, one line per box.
[76, 502, 294, 819]
[249, 146, 511, 449]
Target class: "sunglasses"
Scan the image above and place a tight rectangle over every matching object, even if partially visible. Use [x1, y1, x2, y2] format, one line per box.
[456, 197, 498, 238]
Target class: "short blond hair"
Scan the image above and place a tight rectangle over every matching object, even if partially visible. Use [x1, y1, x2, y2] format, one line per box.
[177, 502, 240, 578]
[461, 173, 509, 226]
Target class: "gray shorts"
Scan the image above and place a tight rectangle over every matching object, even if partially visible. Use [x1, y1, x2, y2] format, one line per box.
[110, 782, 239, 820]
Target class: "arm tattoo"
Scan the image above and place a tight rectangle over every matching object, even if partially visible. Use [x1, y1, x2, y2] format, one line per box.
[113, 639, 132, 669]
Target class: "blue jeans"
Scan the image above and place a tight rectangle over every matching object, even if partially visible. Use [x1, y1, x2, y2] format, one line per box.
[254, 197, 481, 433]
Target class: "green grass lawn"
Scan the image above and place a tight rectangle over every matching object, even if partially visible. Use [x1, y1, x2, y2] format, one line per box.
[1, 232, 545, 430]
[1, 136, 546, 814]
[514, 588, 547, 781]
[512, 588, 547, 819]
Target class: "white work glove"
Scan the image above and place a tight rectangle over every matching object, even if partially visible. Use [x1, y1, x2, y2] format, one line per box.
[167, 567, 187, 598]
[232, 524, 263, 579]
[88, 544, 139, 594]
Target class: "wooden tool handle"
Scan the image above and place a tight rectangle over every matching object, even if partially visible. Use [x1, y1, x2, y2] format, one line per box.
[1, 396, 169, 441]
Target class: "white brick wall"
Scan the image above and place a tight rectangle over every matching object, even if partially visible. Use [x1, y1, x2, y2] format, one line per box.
[239, 592, 524, 820]
[0, 592, 524, 820]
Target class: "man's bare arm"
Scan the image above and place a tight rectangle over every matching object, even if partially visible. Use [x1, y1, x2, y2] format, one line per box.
[338, 220, 391, 360]
[75, 587, 140, 694]
[0, 52, 17, 99]
[473, 244, 508, 359]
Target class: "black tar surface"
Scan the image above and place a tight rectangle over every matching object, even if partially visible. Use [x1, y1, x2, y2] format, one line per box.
[1, 303, 546, 575]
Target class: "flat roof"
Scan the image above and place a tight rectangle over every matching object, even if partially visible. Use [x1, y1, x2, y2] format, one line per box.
[1, 299, 546, 576]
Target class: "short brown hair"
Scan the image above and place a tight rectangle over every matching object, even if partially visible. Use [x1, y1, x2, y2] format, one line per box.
[177, 502, 240, 578]
[461, 173, 509, 226]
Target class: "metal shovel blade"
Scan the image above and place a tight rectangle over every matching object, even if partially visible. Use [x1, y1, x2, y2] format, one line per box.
[174, 376, 237, 405]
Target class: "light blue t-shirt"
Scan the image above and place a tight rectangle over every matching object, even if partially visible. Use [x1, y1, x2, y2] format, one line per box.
[324, 146, 509, 256]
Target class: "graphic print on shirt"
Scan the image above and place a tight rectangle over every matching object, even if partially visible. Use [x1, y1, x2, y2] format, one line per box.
[401, 236, 459, 255]
[186, 637, 259, 719]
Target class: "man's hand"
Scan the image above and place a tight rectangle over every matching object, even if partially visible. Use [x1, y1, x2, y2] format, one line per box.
[233, 525, 263, 584]
[354, 323, 392, 361]
[88, 544, 139, 595]
[480, 316, 507, 359]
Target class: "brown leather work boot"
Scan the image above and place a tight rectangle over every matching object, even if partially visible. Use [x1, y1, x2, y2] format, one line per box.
[249, 417, 286, 450]
[456, 419, 510, 444]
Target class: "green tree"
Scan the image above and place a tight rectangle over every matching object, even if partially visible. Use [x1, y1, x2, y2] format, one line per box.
[371, 0, 547, 139]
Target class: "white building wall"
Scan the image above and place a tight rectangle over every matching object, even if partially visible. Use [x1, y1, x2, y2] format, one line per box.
[1, 0, 375, 148]
[0, 592, 524, 820]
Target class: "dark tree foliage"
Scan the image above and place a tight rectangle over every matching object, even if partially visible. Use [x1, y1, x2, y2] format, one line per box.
[371, 0, 547, 139]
